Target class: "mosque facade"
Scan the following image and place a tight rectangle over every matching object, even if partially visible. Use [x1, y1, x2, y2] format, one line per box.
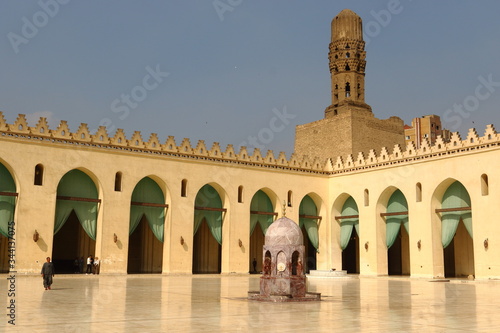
[1, 9, 499, 280]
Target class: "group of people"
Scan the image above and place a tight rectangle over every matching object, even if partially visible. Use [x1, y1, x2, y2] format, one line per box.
[41, 255, 101, 290]
[73, 255, 100, 275]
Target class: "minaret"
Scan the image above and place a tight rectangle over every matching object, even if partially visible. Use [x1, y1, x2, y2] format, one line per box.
[294, 9, 404, 161]
[325, 9, 372, 118]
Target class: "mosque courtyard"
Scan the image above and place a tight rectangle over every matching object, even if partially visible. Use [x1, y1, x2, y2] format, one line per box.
[1, 273, 499, 332]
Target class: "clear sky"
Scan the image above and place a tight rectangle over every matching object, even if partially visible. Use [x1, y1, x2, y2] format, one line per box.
[1, 1, 500, 156]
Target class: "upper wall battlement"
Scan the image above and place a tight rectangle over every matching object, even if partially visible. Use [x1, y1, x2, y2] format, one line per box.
[0, 113, 499, 175]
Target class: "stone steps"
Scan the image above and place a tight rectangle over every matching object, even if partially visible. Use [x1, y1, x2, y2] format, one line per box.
[307, 270, 356, 278]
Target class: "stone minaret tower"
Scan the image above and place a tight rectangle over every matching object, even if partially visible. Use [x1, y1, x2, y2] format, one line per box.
[294, 9, 404, 161]
[325, 9, 371, 117]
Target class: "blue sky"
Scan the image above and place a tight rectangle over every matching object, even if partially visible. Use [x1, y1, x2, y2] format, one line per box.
[1, 1, 500, 156]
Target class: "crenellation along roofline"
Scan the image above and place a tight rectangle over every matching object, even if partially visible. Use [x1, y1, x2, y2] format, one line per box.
[0, 112, 499, 176]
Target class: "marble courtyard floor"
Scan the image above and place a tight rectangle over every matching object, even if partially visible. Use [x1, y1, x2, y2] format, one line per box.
[1, 274, 500, 332]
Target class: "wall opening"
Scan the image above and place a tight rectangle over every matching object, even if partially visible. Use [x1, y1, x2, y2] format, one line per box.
[385, 190, 410, 276]
[193, 184, 223, 274]
[340, 196, 359, 274]
[416, 182, 422, 202]
[114, 172, 122, 192]
[440, 181, 474, 278]
[34, 164, 44, 186]
[238, 185, 243, 203]
[481, 174, 489, 196]
[249, 190, 274, 273]
[52, 170, 99, 273]
[128, 177, 166, 274]
[181, 179, 188, 197]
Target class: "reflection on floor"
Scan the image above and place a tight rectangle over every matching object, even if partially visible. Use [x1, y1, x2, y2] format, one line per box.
[1, 274, 499, 332]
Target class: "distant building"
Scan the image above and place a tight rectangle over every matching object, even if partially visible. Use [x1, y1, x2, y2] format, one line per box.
[404, 115, 451, 148]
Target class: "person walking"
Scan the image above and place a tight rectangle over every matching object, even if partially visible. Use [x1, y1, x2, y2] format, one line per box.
[41, 257, 55, 290]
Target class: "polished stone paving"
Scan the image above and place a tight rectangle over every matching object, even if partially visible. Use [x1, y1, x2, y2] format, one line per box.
[2, 274, 500, 332]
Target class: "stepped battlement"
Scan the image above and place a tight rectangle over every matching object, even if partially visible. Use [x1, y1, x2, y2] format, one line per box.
[1, 112, 498, 175]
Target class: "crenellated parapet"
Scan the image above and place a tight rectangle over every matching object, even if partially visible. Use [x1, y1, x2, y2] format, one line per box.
[331, 124, 500, 174]
[1, 113, 500, 176]
[0, 113, 332, 173]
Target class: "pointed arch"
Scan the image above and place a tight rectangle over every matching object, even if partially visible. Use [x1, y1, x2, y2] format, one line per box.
[0, 163, 17, 239]
[379, 188, 410, 276]
[129, 177, 166, 242]
[299, 195, 320, 250]
[385, 190, 409, 249]
[339, 196, 359, 250]
[193, 183, 227, 274]
[54, 169, 99, 239]
[440, 181, 472, 248]
[299, 194, 322, 273]
[0, 162, 17, 273]
[250, 190, 275, 236]
[433, 179, 474, 278]
[194, 184, 224, 245]
[249, 189, 277, 273]
[336, 195, 359, 274]
[128, 176, 166, 274]
[53, 169, 100, 273]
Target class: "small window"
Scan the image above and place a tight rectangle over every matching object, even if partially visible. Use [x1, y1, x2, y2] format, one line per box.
[34, 164, 44, 186]
[181, 179, 188, 197]
[114, 172, 122, 191]
[481, 174, 489, 196]
[364, 189, 369, 206]
[287, 190, 293, 207]
[416, 182, 422, 202]
[238, 185, 243, 203]
[405, 136, 411, 140]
